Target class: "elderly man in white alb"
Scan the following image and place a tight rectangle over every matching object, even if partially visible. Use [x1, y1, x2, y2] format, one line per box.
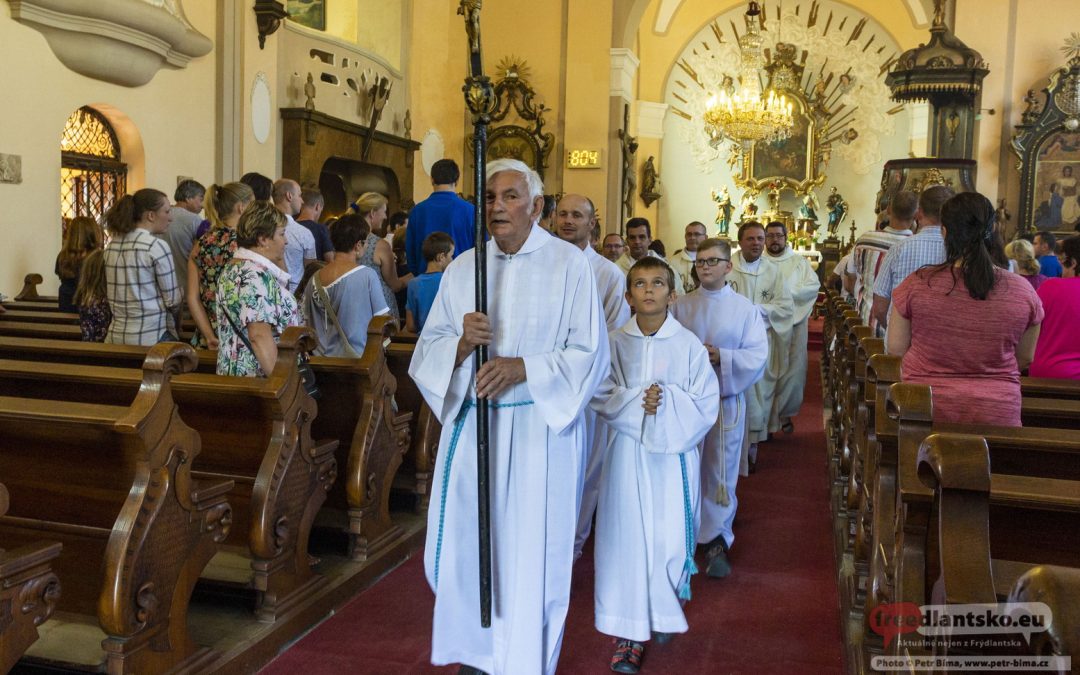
[763, 221, 821, 434]
[409, 159, 609, 675]
[727, 221, 793, 474]
[553, 193, 632, 560]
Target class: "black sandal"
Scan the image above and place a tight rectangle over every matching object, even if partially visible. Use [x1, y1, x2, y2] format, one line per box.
[611, 639, 644, 673]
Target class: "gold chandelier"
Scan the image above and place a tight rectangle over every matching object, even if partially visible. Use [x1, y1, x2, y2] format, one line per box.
[703, 1, 794, 145]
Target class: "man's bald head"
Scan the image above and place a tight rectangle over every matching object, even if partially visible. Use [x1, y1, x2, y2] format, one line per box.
[555, 193, 596, 249]
[272, 179, 302, 217]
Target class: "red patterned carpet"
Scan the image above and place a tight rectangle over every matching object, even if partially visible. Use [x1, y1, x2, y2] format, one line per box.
[262, 321, 840, 674]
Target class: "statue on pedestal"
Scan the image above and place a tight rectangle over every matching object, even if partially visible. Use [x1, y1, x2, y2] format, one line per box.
[711, 186, 734, 236]
[740, 190, 759, 222]
[304, 72, 316, 111]
[640, 156, 661, 207]
[826, 186, 849, 237]
[799, 194, 819, 223]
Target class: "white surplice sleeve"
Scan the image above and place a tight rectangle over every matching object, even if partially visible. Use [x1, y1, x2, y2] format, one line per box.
[641, 341, 720, 454]
[790, 257, 822, 324]
[717, 308, 768, 397]
[589, 348, 647, 442]
[522, 256, 610, 435]
[408, 263, 474, 425]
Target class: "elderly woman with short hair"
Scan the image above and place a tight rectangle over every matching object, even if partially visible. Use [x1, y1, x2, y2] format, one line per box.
[215, 201, 302, 377]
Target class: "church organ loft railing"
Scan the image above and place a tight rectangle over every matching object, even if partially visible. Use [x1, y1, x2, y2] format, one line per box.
[60, 107, 127, 224]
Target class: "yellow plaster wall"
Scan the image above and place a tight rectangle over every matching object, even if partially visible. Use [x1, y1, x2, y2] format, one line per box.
[0, 3, 219, 297]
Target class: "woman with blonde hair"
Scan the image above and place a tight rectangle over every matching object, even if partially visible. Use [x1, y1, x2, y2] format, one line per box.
[1004, 238, 1047, 290]
[55, 216, 103, 312]
[215, 201, 301, 376]
[187, 182, 255, 348]
[351, 192, 412, 320]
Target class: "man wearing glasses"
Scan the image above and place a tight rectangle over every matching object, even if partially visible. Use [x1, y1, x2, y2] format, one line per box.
[727, 221, 793, 475]
[670, 221, 708, 294]
[764, 221, 821, 436]
[673, 237, 768, 579]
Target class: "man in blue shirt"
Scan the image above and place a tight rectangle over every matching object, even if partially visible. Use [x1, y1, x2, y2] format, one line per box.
[405, 232, 454, 333]
[1035, 231, 1062, 277]
[405, 159, 476, 276]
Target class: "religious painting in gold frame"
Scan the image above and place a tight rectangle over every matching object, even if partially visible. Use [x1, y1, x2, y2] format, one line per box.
[737, 93, 825, 195]
[486, 125, 540, 172]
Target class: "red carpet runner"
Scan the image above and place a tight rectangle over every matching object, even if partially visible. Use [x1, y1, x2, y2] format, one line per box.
[262, 322, 840, 674]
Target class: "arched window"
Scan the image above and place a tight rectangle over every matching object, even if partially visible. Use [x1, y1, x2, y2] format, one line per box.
[60, 107, 127, 223]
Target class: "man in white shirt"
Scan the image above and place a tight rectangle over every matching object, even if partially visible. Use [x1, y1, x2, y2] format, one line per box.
[670, 221, 707, 294]
[272, 178, 317, 293]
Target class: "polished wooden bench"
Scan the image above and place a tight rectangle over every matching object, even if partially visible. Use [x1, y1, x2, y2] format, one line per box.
[0, 343, 233, 673]
[13, 273, 57, 302]
[0, 309, 79, 324]
[386, 337, 441, 512]
[0, 482, 62, 673]
[0, 321, 82, 340]
[0, 327, 337, 622]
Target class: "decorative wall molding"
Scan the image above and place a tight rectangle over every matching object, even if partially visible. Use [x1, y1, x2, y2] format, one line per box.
[610, 48, 640, 102]
[6, 0, 212, 87]
[635, 101, 669, 139]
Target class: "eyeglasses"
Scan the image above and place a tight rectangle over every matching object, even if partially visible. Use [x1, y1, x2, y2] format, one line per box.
[765, 233, 787, 240]
[693, 257, 730, 268]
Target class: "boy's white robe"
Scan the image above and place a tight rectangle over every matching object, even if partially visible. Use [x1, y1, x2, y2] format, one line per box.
[575, 245, 631, 557]
[409, 225, 609, 675]
[591, 315, 720, 642]
[672, 285, 768, 548]
[767, 247, 821, 429]
[727, 254, 793, 446]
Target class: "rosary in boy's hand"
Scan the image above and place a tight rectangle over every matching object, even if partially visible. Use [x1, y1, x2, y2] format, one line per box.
[642, 383, 663, 416]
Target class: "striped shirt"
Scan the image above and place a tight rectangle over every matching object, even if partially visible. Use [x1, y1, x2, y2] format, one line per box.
[845, 226, 912, 329]
[104, 228, 181, 345]
[873, 225, 946, 300]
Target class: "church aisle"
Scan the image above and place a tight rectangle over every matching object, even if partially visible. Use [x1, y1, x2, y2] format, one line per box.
[261, 341, 840, 674]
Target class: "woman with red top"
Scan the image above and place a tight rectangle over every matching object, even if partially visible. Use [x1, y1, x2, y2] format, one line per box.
[1030, 236, 1080, 380]
[887, 192, 1043, 426]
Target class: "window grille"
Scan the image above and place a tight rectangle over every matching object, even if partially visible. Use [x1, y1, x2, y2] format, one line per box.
[60, 107, 127, 223]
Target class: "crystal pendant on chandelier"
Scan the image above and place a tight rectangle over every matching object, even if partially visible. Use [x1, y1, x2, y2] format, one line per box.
[703, 1, 794, 147]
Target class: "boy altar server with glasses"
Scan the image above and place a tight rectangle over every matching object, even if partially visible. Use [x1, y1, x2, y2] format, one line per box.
[592, 257, 719, 674]
[672, 238, 768, 579]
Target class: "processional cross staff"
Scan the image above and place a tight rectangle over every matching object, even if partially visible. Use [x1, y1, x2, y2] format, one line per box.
[458, 0, 497, 629]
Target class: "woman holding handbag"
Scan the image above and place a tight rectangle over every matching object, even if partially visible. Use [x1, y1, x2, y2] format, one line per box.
[301, 213, 391, 357]
[215, 201, 303, 377]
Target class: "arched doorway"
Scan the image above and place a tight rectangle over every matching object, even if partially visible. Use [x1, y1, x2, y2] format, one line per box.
[60, 106, 128, 225]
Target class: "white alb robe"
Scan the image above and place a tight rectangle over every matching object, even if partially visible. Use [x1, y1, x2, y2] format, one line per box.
[575, 246, 630, 558]
[409, 224, 609, 675]
[591, 314, 720, 642]
[727, 254, 793, 447]
[768, 247, 821, 429]
[672, 285, 768, 549]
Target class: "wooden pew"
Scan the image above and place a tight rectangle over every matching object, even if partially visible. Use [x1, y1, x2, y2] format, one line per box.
[0, 483, 62, 673]
[908, 434, 1080, 664]
[386, 337, 442, 512]
[13, 273, 56, 302]
[309, 316, 411, 561]
[0, 309, 79, 324]
[1008, 565, 1080, 672]
[0, 327, 338, 622]
[0, 321, 82, 340]
[0, 343, 233, 673]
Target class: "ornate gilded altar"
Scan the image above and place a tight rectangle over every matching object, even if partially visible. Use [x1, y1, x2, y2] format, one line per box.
[466, 58, 554, 180]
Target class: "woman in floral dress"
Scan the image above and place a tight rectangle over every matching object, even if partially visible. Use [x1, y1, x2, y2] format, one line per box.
[187, 182, 254, 348]
[215, 201, 302, 377]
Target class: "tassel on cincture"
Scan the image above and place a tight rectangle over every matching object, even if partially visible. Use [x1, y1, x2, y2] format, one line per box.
[714, 484, 731, 507]
[678, 557, 698, 601]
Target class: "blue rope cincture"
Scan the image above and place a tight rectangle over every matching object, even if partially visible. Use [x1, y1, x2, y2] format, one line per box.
[677, 453, 698, 601]
[433, 397, 535, 589]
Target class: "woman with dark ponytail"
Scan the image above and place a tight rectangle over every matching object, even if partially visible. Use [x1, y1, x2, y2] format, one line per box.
[886, 192, 1044, 426]
[102, 188, 183, 345]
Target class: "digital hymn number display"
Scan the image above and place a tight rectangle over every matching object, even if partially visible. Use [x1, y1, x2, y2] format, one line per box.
[566, 149, 601, 169]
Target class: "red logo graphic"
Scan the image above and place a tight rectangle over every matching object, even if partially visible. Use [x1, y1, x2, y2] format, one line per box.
[869, 602, 921, 648]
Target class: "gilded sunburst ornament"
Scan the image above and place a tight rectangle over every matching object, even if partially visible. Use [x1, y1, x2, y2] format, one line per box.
[1063, 33, 1080, 63]
[495, 56, 530, 81]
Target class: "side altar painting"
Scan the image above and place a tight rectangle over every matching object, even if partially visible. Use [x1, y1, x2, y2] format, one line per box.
[287, 0, 326, 31]
[1032, 132, 1080, 231]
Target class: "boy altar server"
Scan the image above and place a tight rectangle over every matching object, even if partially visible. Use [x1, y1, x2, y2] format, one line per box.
[592, 257, 720, 674]
[672, 238, 768, 579]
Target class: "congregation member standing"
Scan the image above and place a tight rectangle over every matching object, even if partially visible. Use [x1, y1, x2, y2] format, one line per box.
[405, 232, 453, 334]
[271, 178, 317, 293]
[669, 221, 707, 294]
[1030, 236, 1080, 380]
[672, 238, 767, 580]
[844, 191, 916, 333]
[103, 189, 182, 345]
[302, 213, 389, 356]
[616, 218, 686, 295]
[296, 188, 334, 263]
[409, 158, 607, 675]
[160, 179, 205, 293]
[552, 193, 631, 560]
[1034, 231, 1062, 278]
[870, 185, 954, 331]
[764, 221, 821, 435]
[55, 216, 103, 312]
[887, 192, 1042, 426]
[353, 192, 412, 321]
[727, 221, 791, 473]
[602, 233, 627, 263]
[592, 257, 719, 673]
[406, 158, 476, 276]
